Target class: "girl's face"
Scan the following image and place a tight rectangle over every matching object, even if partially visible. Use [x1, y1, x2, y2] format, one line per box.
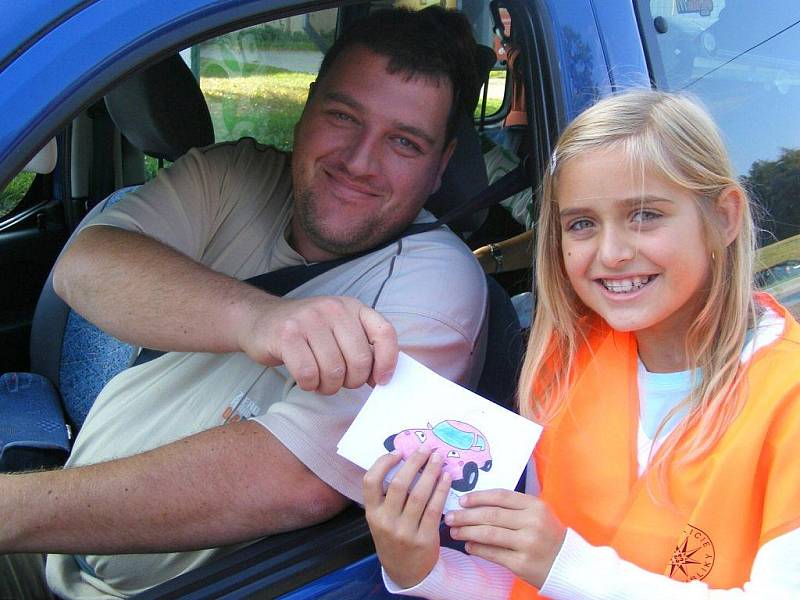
[556, 149, 711, 354]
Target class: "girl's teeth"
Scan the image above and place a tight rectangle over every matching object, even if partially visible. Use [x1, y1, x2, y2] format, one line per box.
[602, 276, 652, 293]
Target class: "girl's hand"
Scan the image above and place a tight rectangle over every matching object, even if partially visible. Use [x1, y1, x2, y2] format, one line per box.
[363, 448, 452, 589]
[445, 490, 566, 589]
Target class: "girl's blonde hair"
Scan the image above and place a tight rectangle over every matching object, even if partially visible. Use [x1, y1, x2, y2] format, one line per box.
[519, 89, 757, 489]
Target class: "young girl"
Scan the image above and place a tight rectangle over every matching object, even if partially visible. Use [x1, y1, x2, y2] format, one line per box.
[363, 90, 800, 599]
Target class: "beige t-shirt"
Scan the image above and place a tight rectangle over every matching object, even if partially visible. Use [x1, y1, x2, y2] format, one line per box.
[47, 139, 488, 598]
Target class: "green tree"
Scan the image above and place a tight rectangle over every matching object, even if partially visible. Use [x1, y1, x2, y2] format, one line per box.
[744, 147, 800, 245]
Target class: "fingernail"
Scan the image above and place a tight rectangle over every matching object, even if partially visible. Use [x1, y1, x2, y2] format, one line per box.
[378, 371, 393, 385]
[430, 452, 442, 464]
[444, 513, 454, 525]
[390, 449, 399, 455]
[416, 446, 432, 456]
[459, 495, 468, 506]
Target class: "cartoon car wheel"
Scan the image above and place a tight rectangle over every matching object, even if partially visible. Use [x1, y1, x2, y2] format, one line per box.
[383, 434, 396, 452]
[450, 462, 479, 492]
[480, 459, 492, 472]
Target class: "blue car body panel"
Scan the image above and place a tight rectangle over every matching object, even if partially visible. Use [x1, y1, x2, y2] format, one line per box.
[0, 1, 651, 597]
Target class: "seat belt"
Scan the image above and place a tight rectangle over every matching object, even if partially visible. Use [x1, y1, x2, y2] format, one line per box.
[133, 164, 529, 366]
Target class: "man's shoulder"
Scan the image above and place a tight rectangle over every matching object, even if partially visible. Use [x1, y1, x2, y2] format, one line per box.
[195, 137, 292, 172]
[366, 226, 487, 318]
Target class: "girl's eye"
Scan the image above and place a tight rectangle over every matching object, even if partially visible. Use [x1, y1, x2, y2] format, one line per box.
[632, 210, 660, 223]
[568, 218, 594, 231]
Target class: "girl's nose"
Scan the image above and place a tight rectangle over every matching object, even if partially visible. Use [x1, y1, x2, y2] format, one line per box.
[598, 226, 636, 267]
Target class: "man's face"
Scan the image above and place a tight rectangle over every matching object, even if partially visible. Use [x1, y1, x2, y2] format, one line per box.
[290, 45, 455, 262]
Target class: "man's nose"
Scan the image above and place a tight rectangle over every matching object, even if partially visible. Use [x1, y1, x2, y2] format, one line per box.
[341, 129, 379, 177]
[598, 226, 636, 267]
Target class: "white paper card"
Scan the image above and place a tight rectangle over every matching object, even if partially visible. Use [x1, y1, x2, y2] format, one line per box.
[337, 352, 542, 512]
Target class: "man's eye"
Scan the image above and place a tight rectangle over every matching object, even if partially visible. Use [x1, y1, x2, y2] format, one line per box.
[330, 111, 353, 122]
[393, 136, 420, 153]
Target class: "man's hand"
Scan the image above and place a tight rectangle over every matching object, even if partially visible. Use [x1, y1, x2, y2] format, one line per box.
[364, 448, 451, 589]
[235, 293, 398, 395]
[444, 490, 566, 589]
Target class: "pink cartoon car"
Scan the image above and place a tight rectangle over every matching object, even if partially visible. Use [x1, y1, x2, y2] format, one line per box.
[383, 420, 492, 492]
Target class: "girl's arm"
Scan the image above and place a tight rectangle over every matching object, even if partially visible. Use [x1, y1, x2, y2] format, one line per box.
[383, 526, 799, 599]
[538, 526, 800, 600]
[441, 490, 800, 600]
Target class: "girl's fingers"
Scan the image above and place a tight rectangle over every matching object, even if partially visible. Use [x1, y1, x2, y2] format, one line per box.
[383, 447, 432, 513]
[463, 540, 517, 571]
[363, 451, 403, 508]
[446, 504, 521, 531]
[402, 451, 445, 524]
[460, 489, 532, 510]
[420, 470, 451, 530]
[450, 524, 517, 551]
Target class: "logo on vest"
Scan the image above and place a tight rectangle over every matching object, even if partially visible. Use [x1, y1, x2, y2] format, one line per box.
[667, 524, 715, 582]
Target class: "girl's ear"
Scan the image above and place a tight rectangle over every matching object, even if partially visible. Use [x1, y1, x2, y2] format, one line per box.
[715, 186, 745, 247]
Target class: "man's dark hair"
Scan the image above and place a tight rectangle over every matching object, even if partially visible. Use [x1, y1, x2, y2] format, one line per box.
[316, 6, 481, 143]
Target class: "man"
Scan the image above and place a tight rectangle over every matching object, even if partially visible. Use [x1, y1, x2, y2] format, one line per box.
[0, 6, 488, 599]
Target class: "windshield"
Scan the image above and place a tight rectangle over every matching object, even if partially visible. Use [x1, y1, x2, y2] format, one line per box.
[639, 1, 800, 316]
[432, 422, 475, 450]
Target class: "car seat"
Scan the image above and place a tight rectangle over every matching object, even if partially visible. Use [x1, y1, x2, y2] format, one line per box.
[29, 53, 215, 432]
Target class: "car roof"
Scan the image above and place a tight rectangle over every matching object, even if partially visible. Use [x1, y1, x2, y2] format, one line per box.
[0, 1, 86, 71]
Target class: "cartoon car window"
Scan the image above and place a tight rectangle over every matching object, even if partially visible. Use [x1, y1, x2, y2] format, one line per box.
[474, 436, 486, 451]
[432, 421, 475, 450]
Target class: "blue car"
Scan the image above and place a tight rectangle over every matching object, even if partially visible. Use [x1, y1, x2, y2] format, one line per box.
[1, 1, 797, 598]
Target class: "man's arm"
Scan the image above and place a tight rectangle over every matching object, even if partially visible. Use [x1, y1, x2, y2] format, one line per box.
[53, 226, 397, 393]
[0, 420, 348, 554]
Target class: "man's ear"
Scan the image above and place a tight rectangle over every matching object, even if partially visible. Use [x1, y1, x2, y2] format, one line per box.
[308, 80, 317, 97]
[715, 185, 745, 247]
[431, 139, 458, 194]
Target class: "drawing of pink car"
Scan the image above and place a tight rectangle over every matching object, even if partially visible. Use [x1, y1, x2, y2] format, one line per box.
[383, 420, 492, 492]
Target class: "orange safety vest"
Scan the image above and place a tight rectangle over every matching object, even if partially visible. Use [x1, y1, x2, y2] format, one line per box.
[510, 294, 800, 599]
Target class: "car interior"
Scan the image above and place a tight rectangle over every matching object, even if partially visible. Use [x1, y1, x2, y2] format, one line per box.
[0, 1, 542, 596]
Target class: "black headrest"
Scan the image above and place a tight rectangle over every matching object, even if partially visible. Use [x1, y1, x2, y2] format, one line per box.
[424, 44, 496, 234]
[425, 109, 489, 233]
[475, 45, 498, 83]
[105, 54, 214, 162]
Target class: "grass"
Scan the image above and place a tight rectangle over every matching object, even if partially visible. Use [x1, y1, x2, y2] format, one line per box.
[201, 65, 313, 150]
[0, 172, 35, 218]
